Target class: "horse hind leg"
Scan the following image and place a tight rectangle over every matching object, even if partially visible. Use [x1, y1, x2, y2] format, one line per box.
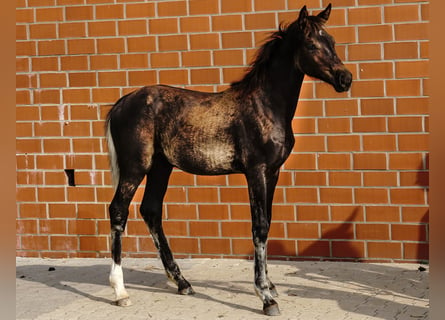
[109, 172, 145, 307]
[140, 155, 194, 295]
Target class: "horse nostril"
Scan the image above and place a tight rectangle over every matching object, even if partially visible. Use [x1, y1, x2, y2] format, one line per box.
[337, 70, 352, 90]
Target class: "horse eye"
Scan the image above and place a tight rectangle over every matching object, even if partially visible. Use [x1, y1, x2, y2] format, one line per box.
[307, 43, 318, 51]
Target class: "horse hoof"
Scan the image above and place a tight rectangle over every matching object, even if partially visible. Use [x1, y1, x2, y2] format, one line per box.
[178, 279, 195, 295]
[178, 285, 195, 295]
[115, 297, 132, 307]
[263, 301, 280, 316]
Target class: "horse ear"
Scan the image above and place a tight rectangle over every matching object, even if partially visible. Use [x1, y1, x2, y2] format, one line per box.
[317, 3, 332, 23]
[297, 5, 308, 29]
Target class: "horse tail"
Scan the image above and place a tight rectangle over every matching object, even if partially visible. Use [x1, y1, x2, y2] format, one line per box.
[105, 114, 119, 190]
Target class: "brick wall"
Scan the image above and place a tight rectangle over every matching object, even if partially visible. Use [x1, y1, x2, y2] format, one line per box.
[16, 0, 429, 262]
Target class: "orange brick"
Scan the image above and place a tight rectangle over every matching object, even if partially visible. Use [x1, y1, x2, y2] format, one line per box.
[198, 204, 229, 220]
[182, 51, 211, 67]
[367, 242, 401, 259]
[40, 220, 67, 235]
[355, 188, 388, 204]
[221, 0, 252, 13]
[396, 97, 428, 115]
[332, 241, 365, 258]
[287, 223, 319, 239]
[385, 5, 420, 23]
[180, 16, 210, 33]
[329, 26, 356, 44]
[200, 238, 231, 254]
[366, 206, 400, 222]
[294, 172, 326, 186]
[59, 22, 86, 38]
[38, 40, 65, 55]
[359, 25, 393, 42]
[190, 68, 220, 84]
[61, 55, 89, 70]
[65, 5, 93, 21]
[318, 118, 350, 134]
[359, 62, 393, 80]
[318, 153, 351, 170]
[351, 80, 385, 97]
[348, 7, 382, 25]
[356, 224, 389, 240]
[128, 70, 157, 86]
[88, 21, 116, 37]
[97, 71, 126, 87]
[159, 69, 188, 85]
[212, 15, 243, 31]
[97, 38, 125, 54]
[325, 99, 358, 116]
[353, 117, 386, 132]
[157, 1, 187, 16]
[404, 242, 428, 261]
[21, 235, 50, 251]
[384, 42, 419, 60]
[296, 205, 328, 221]
[319, 188, 353, 204]
[388, 116, 423, 132]
[95, 4, 124, 19]
[36, 155, 64, 170]
[390, 188, 426, 205]
[190, 33, 220, 50]
[284, 153, 316, 170]
[400, 171, 428, 187]
[245, 13, 276, 30]
[29, 24, 57, 39]
[149, 18, 178, 34]
[69, 72, 96, 87]
[19, 203, 46, 219]
[120, 53, 148, 69]
[331, 206, 364, 222]
[286, 187, 318, 203]
[79, 236, 108, 252]
[364, 172, 398, 187]
[329, 172, 361, 186]
[38, 187, 65, 202]
[394, 23, 428, 41]
[402, 207, 428, 223]
[125, 2, 155, 18]
[361, 98, 394, 116]
[222, 32, 252, 49]
[189, 0, 219, 15]
[362, 135, 397, 151]
[118, 20, 148, 36]
[220, 187, 249, 203]
[398, 134, 428, 151]
[298, 240, 330, 257]
[322, 223, 354, 240]
[348, 43, 382, 61]
[127, 36, 157, 53]
[327, 135, 360, 152]
[395, 60, 429, 78]
[158, 35, 188, 51]
[67, 39, 95, 54]
[294, 136, 325, 152]
[213, 49, 244, 66]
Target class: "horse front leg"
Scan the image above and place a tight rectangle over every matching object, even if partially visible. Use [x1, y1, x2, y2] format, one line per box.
[246, 167, 280, 316]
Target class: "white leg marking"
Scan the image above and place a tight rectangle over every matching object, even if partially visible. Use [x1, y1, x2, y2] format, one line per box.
[110, 262, 131, 305]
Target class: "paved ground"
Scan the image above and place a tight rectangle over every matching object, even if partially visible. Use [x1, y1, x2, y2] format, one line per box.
[16, 257, 429, 320]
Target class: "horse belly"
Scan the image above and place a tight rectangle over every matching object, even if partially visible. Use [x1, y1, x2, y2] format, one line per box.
[162, 134, 237, 175]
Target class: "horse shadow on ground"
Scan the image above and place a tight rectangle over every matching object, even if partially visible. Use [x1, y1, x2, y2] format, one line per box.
[16, 259, 428, 319]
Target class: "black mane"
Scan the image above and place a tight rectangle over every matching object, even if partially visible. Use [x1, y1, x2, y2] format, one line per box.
[230, 16, 325, 95]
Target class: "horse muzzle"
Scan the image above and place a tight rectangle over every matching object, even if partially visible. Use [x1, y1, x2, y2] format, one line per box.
[333, 69, 352, 92]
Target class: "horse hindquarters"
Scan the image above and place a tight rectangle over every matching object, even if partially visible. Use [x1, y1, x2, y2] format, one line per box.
[106, 93, 153, 306]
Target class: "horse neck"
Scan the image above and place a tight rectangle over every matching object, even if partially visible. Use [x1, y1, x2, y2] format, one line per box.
[259, 44, 305, 124]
